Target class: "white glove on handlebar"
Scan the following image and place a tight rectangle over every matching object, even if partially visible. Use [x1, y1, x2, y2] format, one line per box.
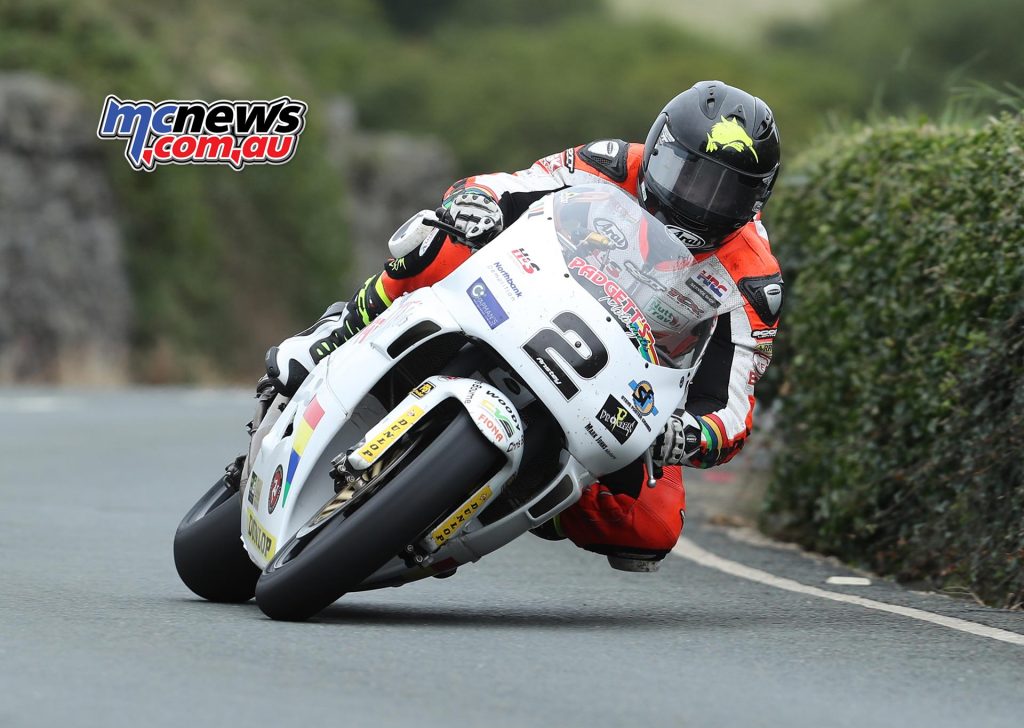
[446, 190, 503, 244]
[654, 412, 703, 467]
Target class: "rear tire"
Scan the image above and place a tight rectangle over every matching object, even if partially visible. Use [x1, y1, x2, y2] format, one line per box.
[255, 410, 500, 621]
[173, 477, 261, 603]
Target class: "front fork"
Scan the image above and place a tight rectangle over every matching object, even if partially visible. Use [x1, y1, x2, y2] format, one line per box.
[234, 376, 289, 493]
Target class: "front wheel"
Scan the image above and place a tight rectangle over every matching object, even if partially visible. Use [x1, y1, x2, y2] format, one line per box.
[255, 409, 502, 621]
[173, 476, 261, 603]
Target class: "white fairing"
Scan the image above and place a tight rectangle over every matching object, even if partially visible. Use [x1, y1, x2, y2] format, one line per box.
[240, 185, 714, 582]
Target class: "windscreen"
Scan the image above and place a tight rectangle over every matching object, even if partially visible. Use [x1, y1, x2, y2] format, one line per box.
[550, 185, 718, 369]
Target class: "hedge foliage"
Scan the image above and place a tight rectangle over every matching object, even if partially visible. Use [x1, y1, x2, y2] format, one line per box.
[763, 115, 1024, 607]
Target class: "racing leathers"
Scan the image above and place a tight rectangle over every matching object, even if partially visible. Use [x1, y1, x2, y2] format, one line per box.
[268, 140, 783, 567]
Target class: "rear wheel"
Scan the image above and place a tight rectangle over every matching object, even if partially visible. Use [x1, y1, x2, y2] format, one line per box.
[173, 476, 261, 602]
[255, 409, 501, 621]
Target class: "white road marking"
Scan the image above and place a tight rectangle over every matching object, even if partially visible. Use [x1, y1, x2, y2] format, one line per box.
[823, 577, 872, 589]
[673, 538, 1024, 647]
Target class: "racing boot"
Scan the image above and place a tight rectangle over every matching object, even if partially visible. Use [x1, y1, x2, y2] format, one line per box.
[265, 301, 349, 396]
[557, 461, 686, 572]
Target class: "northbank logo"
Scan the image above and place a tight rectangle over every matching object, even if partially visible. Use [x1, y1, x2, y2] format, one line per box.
[97, 96, 307, 171]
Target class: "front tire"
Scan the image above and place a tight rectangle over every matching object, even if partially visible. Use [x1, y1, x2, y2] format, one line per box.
[173, 477, 261, 603]
[255, 410, 501, 621]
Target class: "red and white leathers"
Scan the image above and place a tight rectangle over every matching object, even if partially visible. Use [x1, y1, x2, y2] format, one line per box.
[334, 140, 783, 560]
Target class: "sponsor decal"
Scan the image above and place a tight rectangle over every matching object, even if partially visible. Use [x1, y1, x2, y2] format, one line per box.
[359, 405, 425, 465]
[755, 342, 774, 357]
[462, 381, 484, 404]
[97, 96, 306, 172]
[624, 260, 668, 292]
[584, 422, 617, 459]
[751, 328, 777, 340]
[564, 147, 575, 173]
[648, 299, 680, 327]
[467, 278, 509, 329]
[705, 116, 758, 162]
[593, 218, 628, 248]
[695, 268, 729, 298]
[431, 485, 494, 547]
[667, 288, 705, 317]
[354, 297, 423, 343]
[596, 395, 639, 445]
[747, 354, 771, 386]
[667, 226, 710, 250]
[629, 380, 659, 416]
[246, 472, 263, 508]
[282, 395, 327, 509]
[246, 508, 276, 560]
[476, 413, 505, 444]
[268, 465, 283, 514]
[488, 261, 524, 299]
[511, 248, 540, 274]
[753, 352, 771, 376]
[411, 382, 435, 399]
[685, 278, 720, 309]
[567, 257, 659, 364]
[480, 398, 516, 438]
[533, 355, 565, 390]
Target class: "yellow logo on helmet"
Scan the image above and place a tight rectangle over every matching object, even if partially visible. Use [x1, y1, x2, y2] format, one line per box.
[705, 116, 758, 162]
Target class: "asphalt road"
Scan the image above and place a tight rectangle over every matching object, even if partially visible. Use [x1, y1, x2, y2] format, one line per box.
[1, 389, 1022, 728]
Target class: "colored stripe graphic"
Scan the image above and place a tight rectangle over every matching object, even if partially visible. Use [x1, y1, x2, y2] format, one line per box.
[701, 415, 723, 452]
[282, 396, 325, 507]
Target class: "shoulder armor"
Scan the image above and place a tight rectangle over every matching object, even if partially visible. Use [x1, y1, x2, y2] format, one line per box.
[738, 273, 784, 326]
[577, 139, 630, 182]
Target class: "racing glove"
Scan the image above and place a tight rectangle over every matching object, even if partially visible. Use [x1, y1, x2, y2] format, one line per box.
[652, 412, 703, 467]
[443, 189, 503, 245]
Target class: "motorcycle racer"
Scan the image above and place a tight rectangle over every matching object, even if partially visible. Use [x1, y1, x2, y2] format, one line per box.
[265, 81, 783, 571]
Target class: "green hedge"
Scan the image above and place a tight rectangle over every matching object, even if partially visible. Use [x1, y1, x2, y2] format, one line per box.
[763, 114, 1024, 608]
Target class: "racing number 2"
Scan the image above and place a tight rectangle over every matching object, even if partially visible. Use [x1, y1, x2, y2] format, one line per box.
[522, 311, 608, 399]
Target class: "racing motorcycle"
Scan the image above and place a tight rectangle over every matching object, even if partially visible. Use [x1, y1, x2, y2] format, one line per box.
[173, 184, 719, 621]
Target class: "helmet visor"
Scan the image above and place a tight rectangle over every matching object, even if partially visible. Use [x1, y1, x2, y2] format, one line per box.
[645, 143, 769, 224]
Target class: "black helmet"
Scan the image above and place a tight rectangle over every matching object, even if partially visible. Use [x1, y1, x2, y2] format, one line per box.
[640, 80, 781, 250]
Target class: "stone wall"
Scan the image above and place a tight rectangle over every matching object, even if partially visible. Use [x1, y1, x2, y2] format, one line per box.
[324, 98, 456, 284]
[0, 73, 131, 384]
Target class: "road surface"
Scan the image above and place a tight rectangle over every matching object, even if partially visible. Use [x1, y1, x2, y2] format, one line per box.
[1, 389, 1021, 728]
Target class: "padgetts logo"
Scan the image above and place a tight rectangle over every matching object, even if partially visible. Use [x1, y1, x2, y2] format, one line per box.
[97, 96, 307, 171]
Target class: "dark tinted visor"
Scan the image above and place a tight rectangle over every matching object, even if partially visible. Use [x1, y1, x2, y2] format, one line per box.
[646, 143, 768, 223]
